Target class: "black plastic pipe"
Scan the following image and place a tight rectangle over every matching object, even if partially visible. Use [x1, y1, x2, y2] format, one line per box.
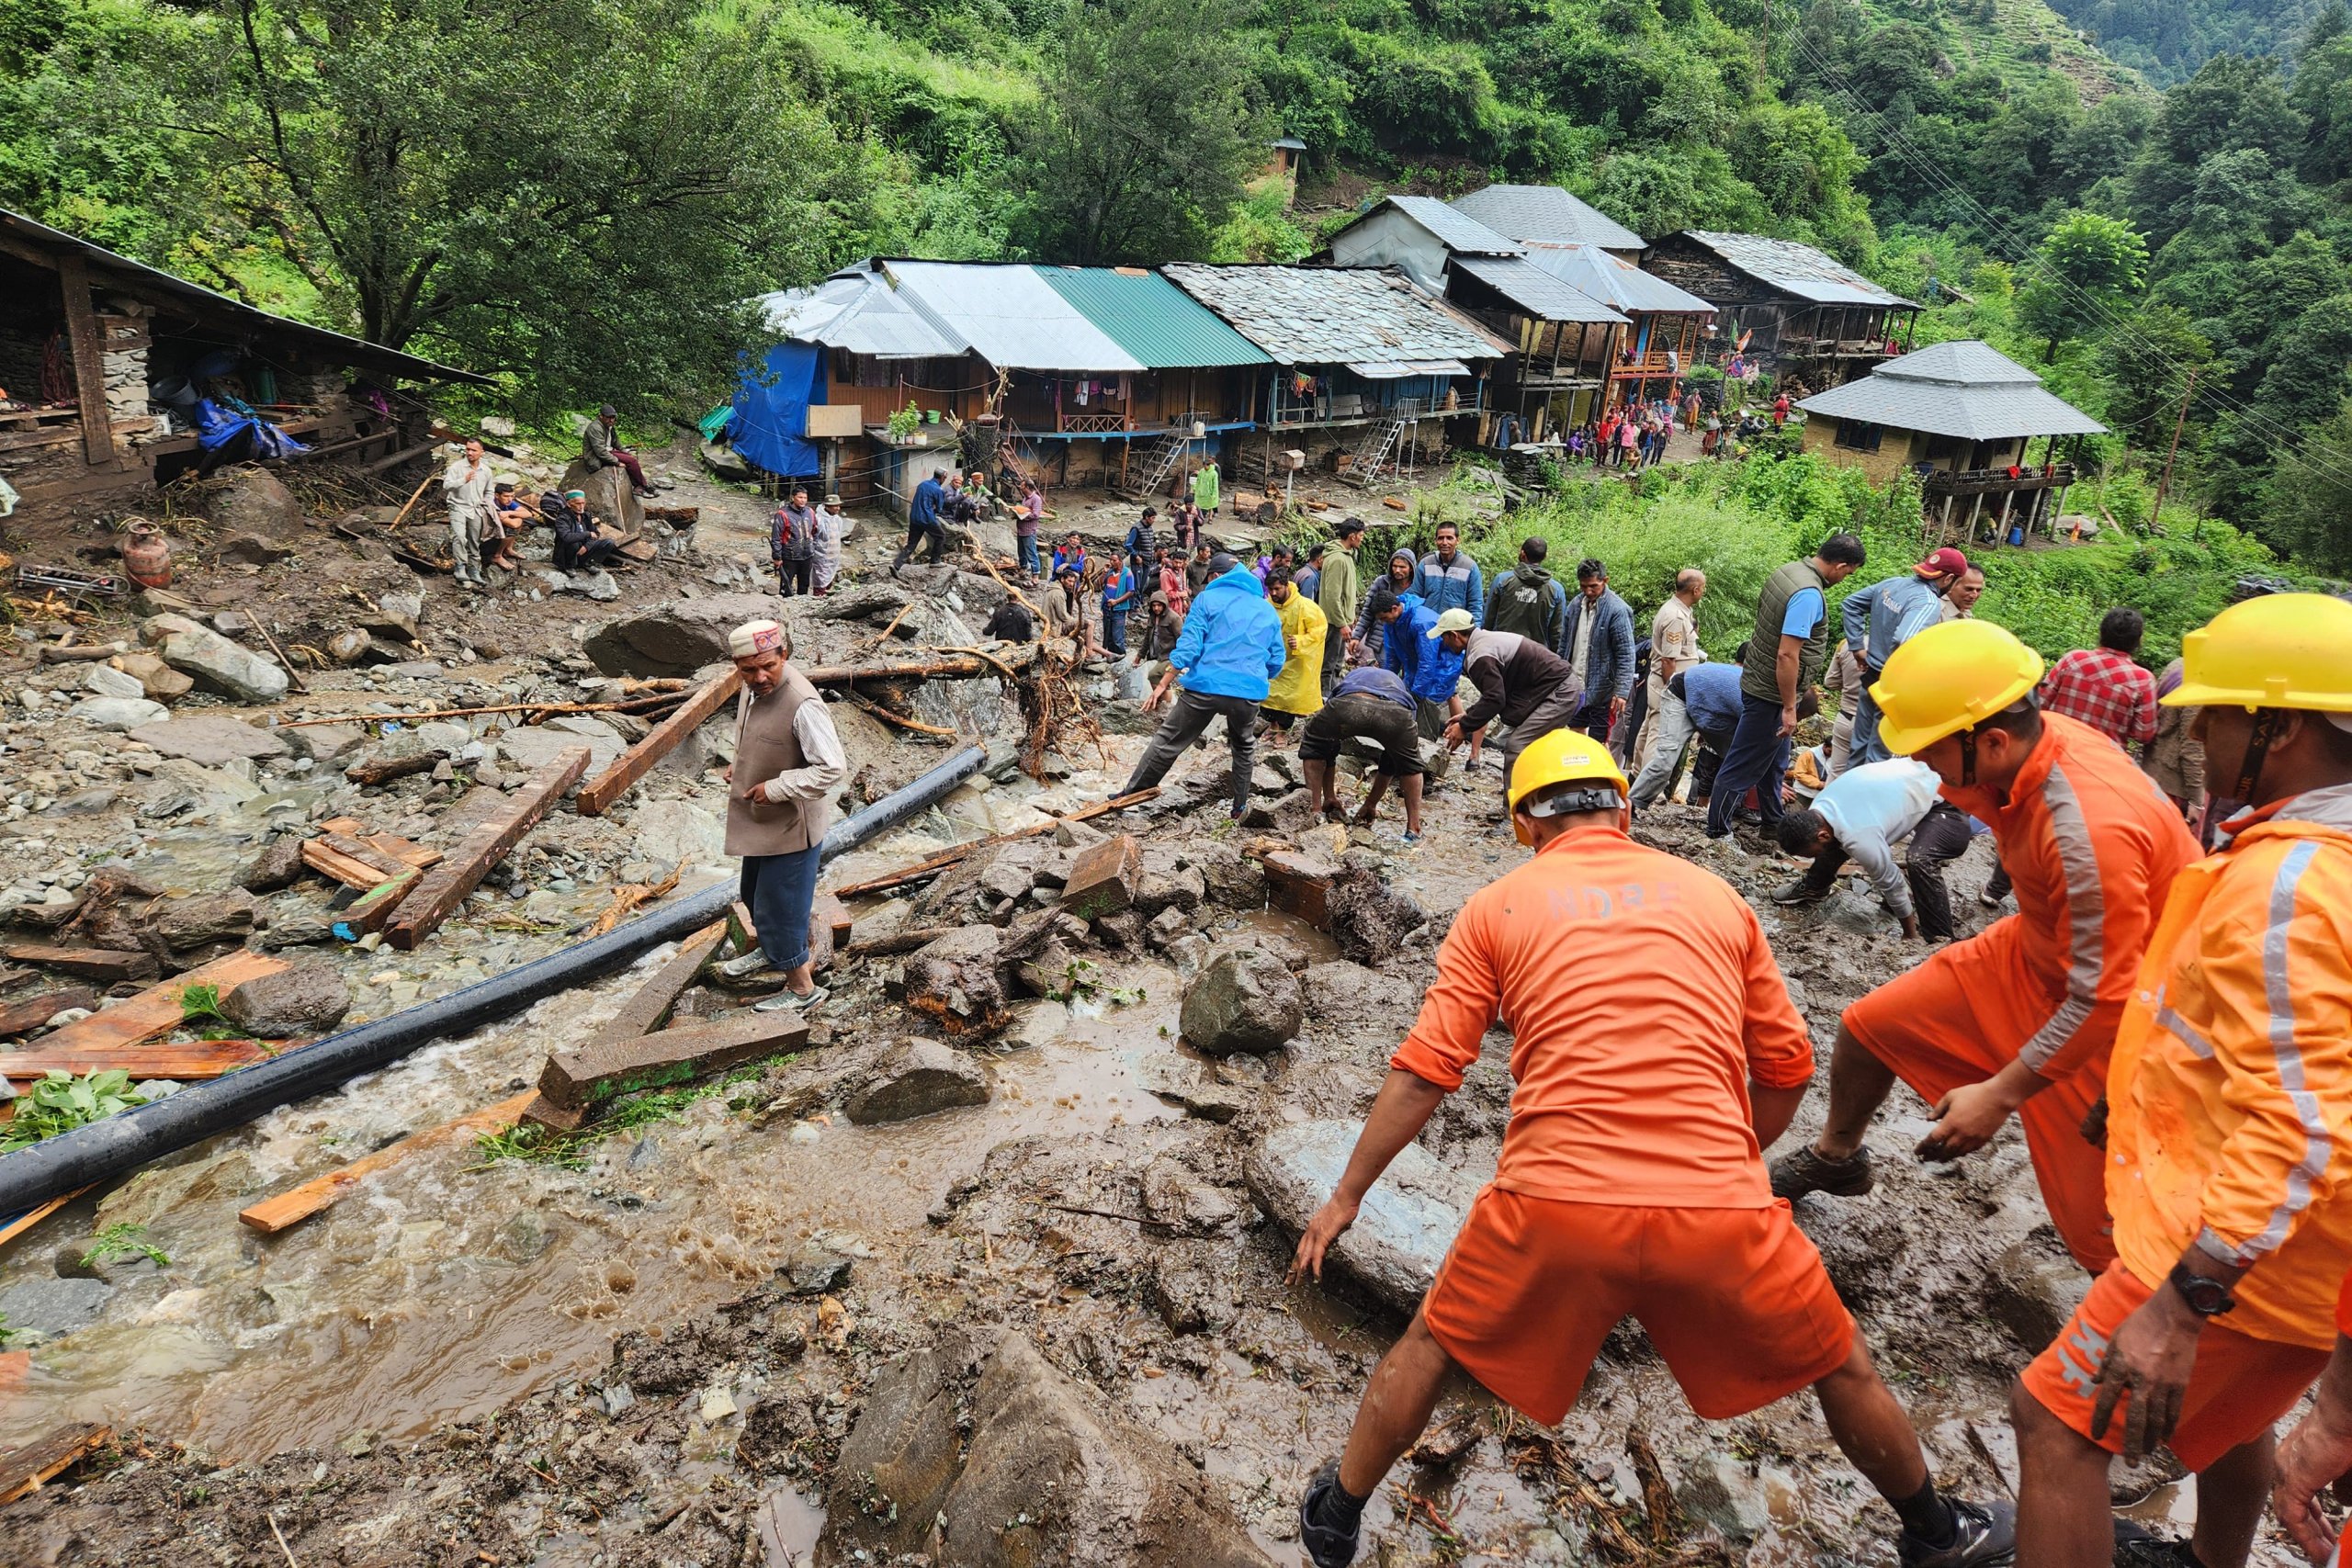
[0, 745, 985, 1216]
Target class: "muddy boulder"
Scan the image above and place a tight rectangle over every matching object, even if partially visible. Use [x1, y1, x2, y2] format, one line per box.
[897, 924, 1012, 1039]
[1325, 851, 1427, 964]
[219, 959, 351, 1039]
[209, 465, 303, 537]
[582, 592, 779, 676]
[841, 1037, 991, 1125]
[821, 1329, 1272, 1568]
[1246, 1118, 1479, 1316]
[139, 614, 288, 704]
[1178, 947, 1302, 1055]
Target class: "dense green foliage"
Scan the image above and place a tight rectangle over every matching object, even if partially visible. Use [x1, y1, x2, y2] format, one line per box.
[2044, 0, 2322, 84]
[0, 1068, 146, 1153]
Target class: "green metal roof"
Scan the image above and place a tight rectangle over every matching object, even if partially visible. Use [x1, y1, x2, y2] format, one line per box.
[1035, 266, 1272, 369]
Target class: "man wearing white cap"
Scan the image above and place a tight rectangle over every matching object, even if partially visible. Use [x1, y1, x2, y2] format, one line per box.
[711, 620, 848, 1010]
[1432, 610, 1583, 797]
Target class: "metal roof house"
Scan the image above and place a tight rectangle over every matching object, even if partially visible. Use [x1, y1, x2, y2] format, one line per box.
[1643, 230, 1918, 390]
[1448, 185, 1646, 254]
[1517, 243, 1715, 413]
[1795, 340, 2108, 540]
[0, 208, 482, 516]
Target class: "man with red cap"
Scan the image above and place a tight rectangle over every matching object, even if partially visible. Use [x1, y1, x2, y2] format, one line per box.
[1839, 547, 1970, 772]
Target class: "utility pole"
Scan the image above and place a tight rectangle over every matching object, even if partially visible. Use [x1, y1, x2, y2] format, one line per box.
[2154, 367, 2197, 524]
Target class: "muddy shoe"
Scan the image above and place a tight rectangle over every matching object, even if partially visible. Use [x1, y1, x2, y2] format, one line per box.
[1770, 1145, 1875, 1201]
[1298, 1461, 1361, 1568]
[2112, 1529, 2198, 1566]
[1770, 877, 1831, 906]
[1898, 1497, 2015, 1566]
[714, 951, 775, 982]
[753, 985, 828, 1013]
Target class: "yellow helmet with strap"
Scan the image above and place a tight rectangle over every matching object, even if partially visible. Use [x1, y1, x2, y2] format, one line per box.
[1870, 619, 2046, 757]
[1507, 730, 1629, 846]
[2165, 593, 2352, 714]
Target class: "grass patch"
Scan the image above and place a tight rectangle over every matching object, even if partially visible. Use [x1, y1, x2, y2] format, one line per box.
[82, 1223, 169, 1269]
[475, 1051, 800, 1168]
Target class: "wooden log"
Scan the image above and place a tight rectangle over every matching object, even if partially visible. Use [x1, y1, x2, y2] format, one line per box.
[0, 986, 98, 1038]
[383, 748, 591, 951]
[334, 865, 421, 937]
[2, 1039, 273, 1081]
[343, 749, 446, 787]
[575, 669, 741, 816]
[825, 789, 1159, 897]
[1, 945, 157, 983]
[801, 656, 989, 685]
[236, 1089, 538, 1235]
[57, 251, 114, 468]
[539, 1014, 808, 1112]
[0, 1422, 110, 1505]
[278, 691, 688, 730]
[596, 920, 726, 1041]
[727, 899, 758, 956]
[30, 951, 286, 1057]
[517, 1091, 587, 1134]
[844, 927, 956, 958]
[35, 641, 129, 664]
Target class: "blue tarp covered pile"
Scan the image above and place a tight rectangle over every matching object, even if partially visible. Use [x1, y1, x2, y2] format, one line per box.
[726, 342, 825, 479]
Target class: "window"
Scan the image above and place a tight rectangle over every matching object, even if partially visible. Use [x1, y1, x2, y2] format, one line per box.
[1833, 419, 1884, 453]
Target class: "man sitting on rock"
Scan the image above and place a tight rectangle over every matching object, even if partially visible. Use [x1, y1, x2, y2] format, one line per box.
[1287, 729, 2016, 1568]
[583, 403, 657, 499]
[552, 490, 625, 574]
[710, 619, 847, 1012]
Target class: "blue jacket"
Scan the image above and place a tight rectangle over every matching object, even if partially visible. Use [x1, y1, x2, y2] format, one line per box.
[1414, 551, 1484, 620]
[910, 478, 946, 527]
[1381, 594, 1463, 704]
[1560, 587, 1636, 703]
[1172, 563, 1288, 701]
[1679, 661, 1745, 734]
[1841, 572, 1945, 671]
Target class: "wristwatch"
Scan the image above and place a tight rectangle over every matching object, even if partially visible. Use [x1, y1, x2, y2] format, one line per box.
[2167, 1262, 2237, 1317]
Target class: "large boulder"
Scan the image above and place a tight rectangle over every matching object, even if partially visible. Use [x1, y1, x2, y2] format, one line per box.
[558, 455, 644, 537]
[209, 466, 303, 537]
[66, 695, 169, 731]
[1246, 1119, 1480, 1316]
[1178, 947, 1303, 1055]
[219, 958, 351, 1038]
[841, 1037, 991, 1125]
[821, 1329, 1272, 1568]
[582, 592, 779, 676]
[139, 614, 288, 705]
[126, 716, 288, 767]
[897, 925, 1013, 1040]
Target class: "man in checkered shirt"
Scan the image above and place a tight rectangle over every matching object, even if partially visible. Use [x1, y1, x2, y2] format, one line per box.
[2038, 607, 2159, 749]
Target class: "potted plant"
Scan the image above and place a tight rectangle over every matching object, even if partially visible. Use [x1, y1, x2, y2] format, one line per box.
[887, 406, 922, 444]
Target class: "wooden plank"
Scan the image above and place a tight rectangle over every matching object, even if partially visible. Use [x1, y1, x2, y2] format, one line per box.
[0, 1187, 89, 1255]
[333, 865, 421, 938]
[596, 921, 726, 1041]
[574, 669, 741, 816]
[316, 831, 406, 878]
[31, 951, 286, 1058]
[0, 1422, 110, 1505]
[0, 423, 85, 456]
[2, 1040, 273, 1082]
[518, 1091, 587, 1134]
[540, 1014, 808, 1112]
[0, 1349, 28, 1403]
[55, 253, 114, 467]
[236, 1089, 539, 1235]
[727, 899, 758, 956]
[384, 748, 591, 952]
[826, 789, 1159, 897]
[1, 945, 157, 983]
[364, 834, 441, 869]
[0, 986, 98, 1038]
[301, 840, 392, 890]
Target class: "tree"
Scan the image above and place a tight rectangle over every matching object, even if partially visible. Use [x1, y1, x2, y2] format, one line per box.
[2017, 209, 2150, 362]
[2095, 301, 2215, 449]
[1016, 0, 1264, 265]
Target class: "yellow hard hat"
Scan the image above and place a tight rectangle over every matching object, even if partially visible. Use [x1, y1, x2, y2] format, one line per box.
[2164, 593, 2352, 713]
[1507, 729, 1628, 845]
[1870, 619, 2046, 756]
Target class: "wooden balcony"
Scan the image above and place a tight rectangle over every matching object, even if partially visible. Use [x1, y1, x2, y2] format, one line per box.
[1921, 462, 2077, 496]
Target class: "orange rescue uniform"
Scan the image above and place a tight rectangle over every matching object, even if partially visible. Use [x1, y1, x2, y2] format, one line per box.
[1395, 824, 1853, 1423]
[2020, 783, 2352, 1466]
[1843, 712, 2199, 1271]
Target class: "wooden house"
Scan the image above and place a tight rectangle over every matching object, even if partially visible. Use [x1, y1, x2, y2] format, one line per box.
[1447, 185, 1645, 257]
[1643, 231, 1917, 393]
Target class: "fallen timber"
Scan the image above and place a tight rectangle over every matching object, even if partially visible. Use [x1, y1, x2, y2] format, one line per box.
[384, 748, 591, 951]
[828, 788, 1159, 897]
[574, 670, 741, 817]
[0, 746, 987, 1216]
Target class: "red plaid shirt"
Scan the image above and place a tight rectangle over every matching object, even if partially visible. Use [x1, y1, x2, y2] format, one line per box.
[2040, 648, 2158, 747]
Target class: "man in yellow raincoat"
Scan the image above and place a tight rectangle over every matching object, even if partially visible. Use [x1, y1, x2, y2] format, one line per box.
[1260, 565, 1327, 745]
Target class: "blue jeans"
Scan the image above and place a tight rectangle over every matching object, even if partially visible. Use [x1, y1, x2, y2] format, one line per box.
[1849, 684, 1890, 770]
[741, 844, 821, 971]
[1704, 692, 1793, 839]
[1017, 533, 1041, 577]
[1102, 604, 1127, 656]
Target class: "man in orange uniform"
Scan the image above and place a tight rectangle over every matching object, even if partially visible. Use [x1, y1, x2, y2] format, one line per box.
[1287, 732, 2014, 1568]
[1772, 620, 2199, 1276]
[2009, 594, 2352, 1568]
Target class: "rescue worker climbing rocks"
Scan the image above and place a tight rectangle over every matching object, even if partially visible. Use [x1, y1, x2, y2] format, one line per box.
[1771, 619, 2199, 1278]
[1288, 731, 2017, 1568]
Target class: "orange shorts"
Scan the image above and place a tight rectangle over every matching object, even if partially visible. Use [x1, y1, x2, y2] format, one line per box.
[1843, 928, 2116, 1273]
[1420, 1188, 1854, 1424]
[2018, 1261, 2329, 1472]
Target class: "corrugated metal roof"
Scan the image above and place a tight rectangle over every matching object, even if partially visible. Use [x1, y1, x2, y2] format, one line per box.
[1449, 185, 1645, 252]
[755, 268, 959, 359]
[1161, 265, 1509, 367]
[1519, 243, 1713, 317]
[1796, 340, 2106, 439]
[1676, 231, 1915, 307]
[881, 260, 1145, 372]
[1447, 255, 1628, 325]
[1033, 266, 1270, 368]
[1374, 196, 1522, 256]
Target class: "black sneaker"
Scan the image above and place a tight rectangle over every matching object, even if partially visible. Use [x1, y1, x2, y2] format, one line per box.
[1898, 1497, 2016, 1567]
[1298, 1461, 1360, 1568]
[2112, 1529, 2200, 1566]
[1770, 1145, 1876, 1201]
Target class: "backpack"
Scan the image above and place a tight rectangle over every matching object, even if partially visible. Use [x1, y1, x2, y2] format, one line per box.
[1487, 567, 1556, 645]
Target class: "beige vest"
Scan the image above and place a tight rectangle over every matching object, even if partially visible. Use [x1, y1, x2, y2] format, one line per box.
[726, 668, 831, 856]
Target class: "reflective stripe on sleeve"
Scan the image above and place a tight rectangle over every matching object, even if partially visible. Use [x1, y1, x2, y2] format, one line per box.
[2018, 762, 2105, 1072]
[2214, 841, 2329, 1265]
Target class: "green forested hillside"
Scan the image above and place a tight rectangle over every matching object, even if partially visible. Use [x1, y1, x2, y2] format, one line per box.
[2043, 0, 2321, 82]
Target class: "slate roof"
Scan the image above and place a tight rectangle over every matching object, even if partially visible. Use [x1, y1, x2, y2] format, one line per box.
[1370, 195, 1523, 256]
[755, 267, 959, 359]
[1161, 265, 1509, 367]
[1674, 231, 1915, 307]
[1520, 243, 1713, 317]
[1033, 266, 1269, 368]
[1449, 185, 1645, 252]
[883, 260, 1145, 373]
[1446, 255, 1629, 325]
[1796, 340, 2107, 439]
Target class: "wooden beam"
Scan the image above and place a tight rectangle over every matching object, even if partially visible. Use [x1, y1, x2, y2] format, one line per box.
[29, 951, 286, 1058]
[0, 986, 98, 1038]
[826, 788, 1159, 897]
[384, 747, 590, 951]
[235, 1090, 537, 1235]
[54, 252, 115, 467]
[574, 669, 741, 816]
[0, 1187, 90, 1256]
[334, 865, 422, 937]
[538, 1013, 808, 1113]
[0, 1422, 110, 1505]
[3, 1039, 273, 1082]
[1, 945, 157, 983]
[594, 921, 726, 1041]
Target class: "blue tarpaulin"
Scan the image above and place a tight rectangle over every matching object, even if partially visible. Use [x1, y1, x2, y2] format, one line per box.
[727, 342, 825, 479]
